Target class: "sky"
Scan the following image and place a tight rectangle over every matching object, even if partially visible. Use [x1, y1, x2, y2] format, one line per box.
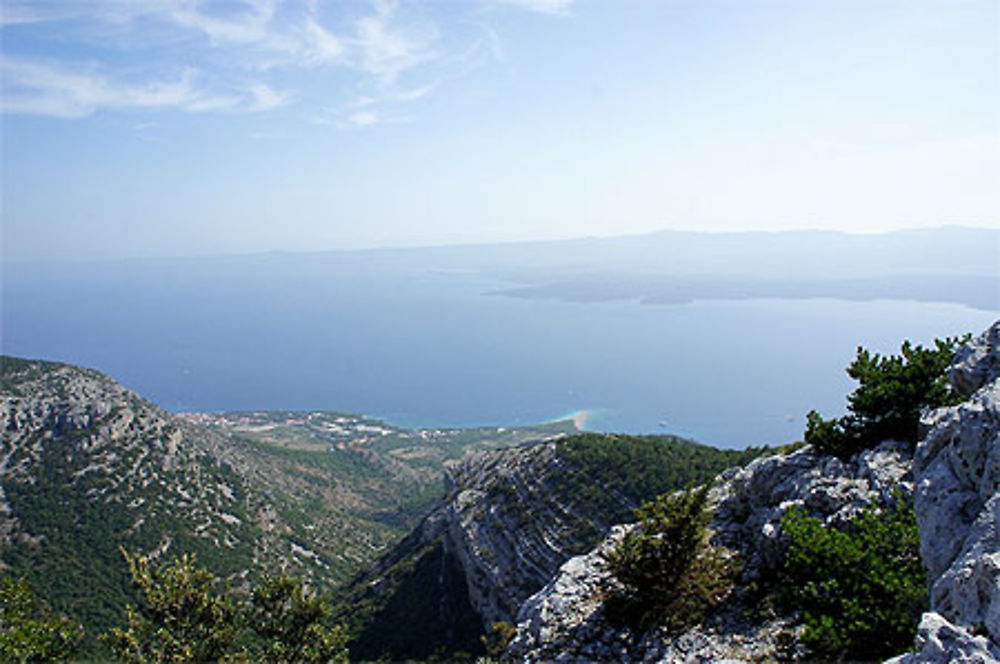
[1, 0, 998, 261]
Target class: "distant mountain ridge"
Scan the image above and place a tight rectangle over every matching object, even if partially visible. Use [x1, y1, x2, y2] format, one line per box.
[10, 226, 996, 309]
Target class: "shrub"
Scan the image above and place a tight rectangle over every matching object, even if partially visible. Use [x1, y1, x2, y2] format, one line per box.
[103, 551, 240, 663]
[480, 621, 516, 658]
[778, 490, 926, 661]
[806, 336, 966, 458]
[104, 550, 348, 663]
[245, 575, 349, 664]
[602, 486, 736, 633]
[0, 576, 82, 663]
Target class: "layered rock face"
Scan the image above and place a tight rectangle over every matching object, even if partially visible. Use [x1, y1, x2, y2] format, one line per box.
[354, 440, 621, 640]
[346, 433, 754, 660]
[892, 321, 1000, 663]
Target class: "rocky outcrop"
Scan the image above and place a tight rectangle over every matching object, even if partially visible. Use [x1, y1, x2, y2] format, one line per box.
[711, 439, 912, 583]
[892, 321, 1000, 664]
[506, 441, 912, 662]
[507, 321, 1000, 663]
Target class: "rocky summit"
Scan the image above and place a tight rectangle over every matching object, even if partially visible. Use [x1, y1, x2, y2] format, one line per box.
[506, 320, 1000, 663]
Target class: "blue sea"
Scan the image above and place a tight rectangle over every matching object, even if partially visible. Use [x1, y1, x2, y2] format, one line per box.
[3, 256, 996, 449]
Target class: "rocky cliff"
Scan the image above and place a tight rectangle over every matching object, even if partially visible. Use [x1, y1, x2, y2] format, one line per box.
[507, 320, 1000, 663]
[340, 433, 757, 661]
[891, 321, 1000, 663]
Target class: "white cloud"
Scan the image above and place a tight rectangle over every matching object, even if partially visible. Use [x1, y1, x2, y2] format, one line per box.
[0, 57, 285, 117]
[0, 0, 498, 121]
[167, 0, 279, 45]
[346, 110, 379, 127]
[493, 0, 573, 15]
[351, 0, 437, 87]
[394, 84, 435, 101]
[248, 83, 291, 111]
[0, 2, 93, 26]
[301, 14, 345, 63]
[313, 102, 415, 129]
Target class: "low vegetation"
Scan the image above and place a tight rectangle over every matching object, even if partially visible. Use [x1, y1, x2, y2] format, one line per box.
[805, 336, 966, 458]
[554, 433, 766, 524]
[602, 486, 736, 632]
[778, 490, 926, 661]
[104, 550, 348, 663]
[0, 576, 83, 663]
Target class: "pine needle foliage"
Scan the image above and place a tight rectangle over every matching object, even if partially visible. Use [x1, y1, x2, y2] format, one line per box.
[245, 576, 348, 664]
[778, 490, 926, 661]
[805, 336, 967, 459]
[602, 486, 736, 633]
[103, 551, 240, 663]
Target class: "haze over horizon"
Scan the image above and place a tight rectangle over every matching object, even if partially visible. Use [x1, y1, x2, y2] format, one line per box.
[2, 0, 998, 262]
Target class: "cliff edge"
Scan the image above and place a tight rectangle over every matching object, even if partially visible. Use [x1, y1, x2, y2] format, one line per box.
[507, 320, 1000, 663]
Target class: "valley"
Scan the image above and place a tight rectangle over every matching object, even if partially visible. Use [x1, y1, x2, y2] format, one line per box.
[0, 356, 576, 656]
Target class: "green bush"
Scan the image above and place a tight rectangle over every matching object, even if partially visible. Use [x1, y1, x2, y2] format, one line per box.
[104, 550, 348, 663]
[0, 576, 82, 663]
[103, 551, 241, 663]
[778, 491, 926, 661]
[602, 486, 736, 633]
[806, 336, 966, 458]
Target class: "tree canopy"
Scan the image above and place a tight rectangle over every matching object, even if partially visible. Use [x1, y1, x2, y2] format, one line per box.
[805, 336, 966, 458]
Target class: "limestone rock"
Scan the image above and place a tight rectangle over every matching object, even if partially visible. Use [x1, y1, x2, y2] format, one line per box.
[950, 321, 1000, 398]
[887, 613, 1000, 664]
[506, 439, 911, 662]
[886, 321, 1000, 663]
[712, 440, 912, 583]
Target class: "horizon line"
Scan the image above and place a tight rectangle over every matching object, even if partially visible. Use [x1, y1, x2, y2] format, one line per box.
[4, 222, 998, 266]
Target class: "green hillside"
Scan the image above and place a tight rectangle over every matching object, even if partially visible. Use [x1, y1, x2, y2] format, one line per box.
[0, 356, 576, 656]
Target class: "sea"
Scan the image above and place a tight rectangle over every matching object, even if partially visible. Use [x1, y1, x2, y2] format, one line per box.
[3, 256, 996, 449]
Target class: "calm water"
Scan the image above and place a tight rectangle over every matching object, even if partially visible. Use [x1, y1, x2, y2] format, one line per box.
[3, 257, 996, 448]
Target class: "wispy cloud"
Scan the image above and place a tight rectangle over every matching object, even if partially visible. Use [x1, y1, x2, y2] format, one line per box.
[0, 3, 91, 26]
[346, 110, 379, 127]
[1, 0, 564, 120]
[313, 101, 415, 129]
[493, 0, 573, 15]
[157, 0, 345, 67]
[351, 0, 437, 87]
[248, 83, 292, 111]
[0, 57, 283, 117]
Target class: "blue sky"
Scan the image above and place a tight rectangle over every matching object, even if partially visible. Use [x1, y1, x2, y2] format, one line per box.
[1, 0, 998, 260]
